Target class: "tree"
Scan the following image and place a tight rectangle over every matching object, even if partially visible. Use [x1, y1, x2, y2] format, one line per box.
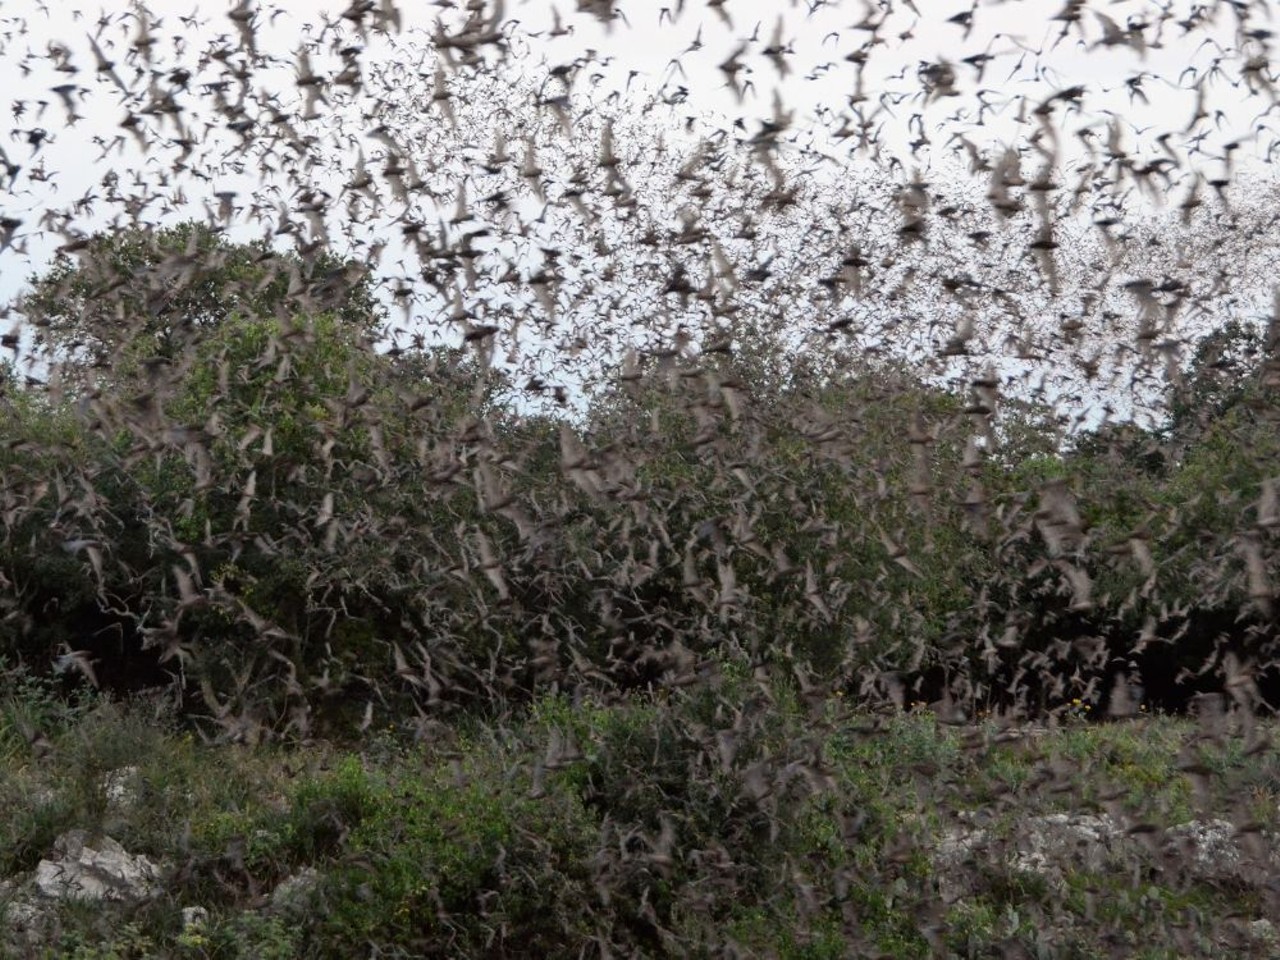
[5, 222, 524, 734]
[1167, 319, 1274, 445]
[19, 221, 383, 396]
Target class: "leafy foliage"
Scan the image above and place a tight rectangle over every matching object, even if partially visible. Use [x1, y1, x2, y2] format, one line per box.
[4, 1, 1280, 952]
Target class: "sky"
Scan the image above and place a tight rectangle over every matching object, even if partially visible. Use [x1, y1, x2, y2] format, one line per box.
[1, 0, 1276, 428]
[1, 0, 1263, 236]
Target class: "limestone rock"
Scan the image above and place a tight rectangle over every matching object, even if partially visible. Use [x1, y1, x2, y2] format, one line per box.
[32, 830, 162, 903]
[269, 867, 321, 917]
[935, 812, 1278, 900]
[101, 766, 142, 809]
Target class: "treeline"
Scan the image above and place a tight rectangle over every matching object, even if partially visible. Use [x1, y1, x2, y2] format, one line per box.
[2, 222, 1278, 736]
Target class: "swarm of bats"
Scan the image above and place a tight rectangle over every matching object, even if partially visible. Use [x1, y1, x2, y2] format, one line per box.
[3, 1, 1280, 954]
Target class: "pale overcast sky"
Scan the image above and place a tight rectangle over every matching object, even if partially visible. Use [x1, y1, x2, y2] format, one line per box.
[1, 1, 1274, 427]
[0, 0, 1260, 231]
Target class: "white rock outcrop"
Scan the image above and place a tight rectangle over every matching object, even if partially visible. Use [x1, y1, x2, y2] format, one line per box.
[935, 812, 1278, 900]
[3, 831, 166, 953]
[33, 830, 162, 903]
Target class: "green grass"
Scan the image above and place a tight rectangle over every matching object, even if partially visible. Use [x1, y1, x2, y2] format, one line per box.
[3, 670, 1278, 958]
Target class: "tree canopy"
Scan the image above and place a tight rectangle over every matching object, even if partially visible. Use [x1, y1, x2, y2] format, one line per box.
[20, 222, 383, 395]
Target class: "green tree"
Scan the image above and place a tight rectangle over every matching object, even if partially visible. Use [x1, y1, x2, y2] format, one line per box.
[19, 221, 382, 395]
[1167, 319, 1274, 447]
[4, 222, 523, 733]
